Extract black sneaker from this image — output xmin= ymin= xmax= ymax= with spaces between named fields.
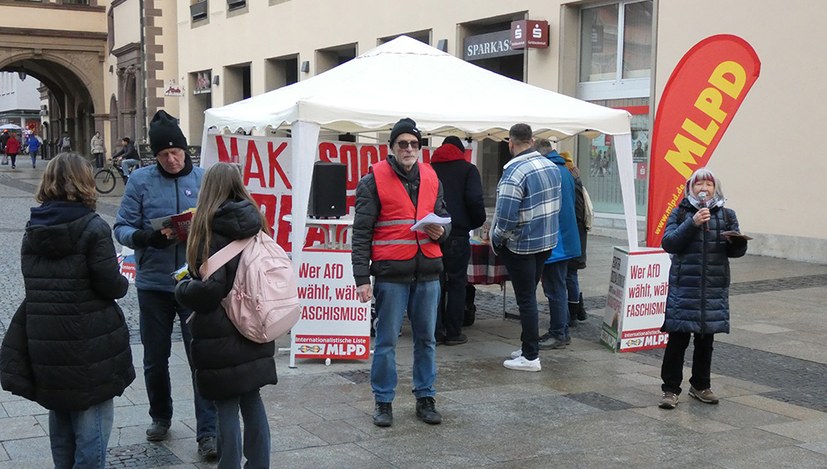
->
xmin=538 ymin=335 xmax=567 ymax=350
xmin=373 ymin=401 xmax=393 ymax=427
xmin=444 ymin=333 xmax=468 ymax=346
xmin=145 ymin=419 xmax=170 ymax=441
xmin=415 ymin=397 xmax=442 ymax=425
xmin=197 ymin=436 xmax=218 ymax=460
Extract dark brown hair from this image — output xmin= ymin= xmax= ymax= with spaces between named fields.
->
xmin=35 ymin=152 xmax=97 ymax=210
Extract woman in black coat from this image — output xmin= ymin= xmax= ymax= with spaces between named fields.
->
xmin=176 ymin=163 xmax=277 ymax=469
xmin=0 ymin=153 xmax=134 ymax=468
xmin=658 ymin=168 xmax=747 ymax=410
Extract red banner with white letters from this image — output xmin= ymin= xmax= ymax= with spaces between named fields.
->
xmin=204 ymin=134 xmax=475 ymax=252
xmin=646 ymin=35 xmax=760 ymax=247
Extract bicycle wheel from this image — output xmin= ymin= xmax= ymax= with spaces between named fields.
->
xmin=95 ymin=168 xmax=117 ymax=194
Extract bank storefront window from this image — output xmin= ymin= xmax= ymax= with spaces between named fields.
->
xmin=576 ymin=0 xmax=652 ymax=215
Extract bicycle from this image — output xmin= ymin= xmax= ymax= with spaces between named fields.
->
xmin=94 ymin=157 xmax=129 ymax=194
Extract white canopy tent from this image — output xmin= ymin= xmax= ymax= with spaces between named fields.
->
xmin=202 ymin=36 xmax=637 ymax=266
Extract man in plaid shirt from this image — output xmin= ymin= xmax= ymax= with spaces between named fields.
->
xmin=490 ymin=123 xmax=561 ymax=372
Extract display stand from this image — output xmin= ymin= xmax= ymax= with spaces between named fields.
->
xmin=600 ymin=246 xmax=671 ymax=352
xmin=281 ymin=216 xmax=369 ymax=368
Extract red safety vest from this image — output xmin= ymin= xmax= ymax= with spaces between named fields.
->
xmin=371 ymin=159 xmax=442 ymax=261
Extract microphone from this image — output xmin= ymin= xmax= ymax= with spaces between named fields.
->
xmin=698 ymin=191 xmax=709 ymax=231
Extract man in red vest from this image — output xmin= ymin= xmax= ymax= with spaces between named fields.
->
xmin=352 ymin=117 xmax=451 ymax=428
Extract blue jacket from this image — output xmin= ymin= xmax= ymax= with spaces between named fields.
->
xmin=114 ymin=164 xmax=204 ymax=292
xmin=545 ymin=151 xmax=581 ymax=264
xmin=661 ymin=198 xmax=748 ymax=334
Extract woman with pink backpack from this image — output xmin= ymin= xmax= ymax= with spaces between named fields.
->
xmin=175 ymin=163 xmax=276 ymax=468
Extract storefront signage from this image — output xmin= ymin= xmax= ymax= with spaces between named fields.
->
xmin=164 ymin=79 xmax=184 ymax=97
xmin=646 ymin=35 xmax=760 ymax=247
xmin=510 ymin=20 xmax=549 ymax=49
xmin=463 ymin=30 xmax=521 ymax=61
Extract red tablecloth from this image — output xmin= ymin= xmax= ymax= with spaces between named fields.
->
xmin=467 ymin=243 xmax=509 ymax=285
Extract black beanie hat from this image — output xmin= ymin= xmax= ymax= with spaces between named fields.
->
xmin=149 ymin=110 xmax=188 ymax=156
xmin=442 ymin=136 xmax=466 ymax=154
xmin=389 ymin=117 xmax=421 ymax=147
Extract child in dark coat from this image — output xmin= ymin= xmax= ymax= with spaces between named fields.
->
xmin=175 ymin=162 xmax=277 ymax=468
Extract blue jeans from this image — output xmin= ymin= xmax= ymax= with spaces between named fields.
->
xmin=566 ymin=265 xmax=580 ymax=302
xmin=137 ymin=289 xmax=216 ymax=441
xmin=499 ymin=248 xmax=550 ymax=361
xmin=49 ymin=399 xmax=114 ymax=469
xmin=437 ymin=236 xmax=471 ymax=338
xmin=541 ymin=260 xmax=569 ymax=341
xmin=372 ymin=280 xmax=440 ymax=402
xmin=216 ymin=389 xmax=270 ymax=469
xmin=121 ymin=159 xmax=140 ymax=176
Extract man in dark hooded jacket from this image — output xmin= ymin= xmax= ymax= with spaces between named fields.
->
xmin=430 ymin=136 xmax=485 ymax=345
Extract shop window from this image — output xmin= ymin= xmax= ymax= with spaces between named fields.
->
xmin=577 ymin=100 xmax=649 ymax=215
xmin=577 ymin=0 xmax=652 ymax=100
xmin=575 ymin=1 xmax=652 ymax=216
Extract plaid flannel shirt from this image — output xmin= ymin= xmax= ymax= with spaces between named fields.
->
xmin=490 ymin=150 xmax=561 ymax=255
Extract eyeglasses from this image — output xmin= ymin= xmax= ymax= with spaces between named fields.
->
xmin=396 ymin=140 xmax=420 ymax=150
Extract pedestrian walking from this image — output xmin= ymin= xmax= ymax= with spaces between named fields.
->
xmin=27 ymin=135 xmax=41 ymax=168
xmin=5 ymin=133 xmax=20 ymax=169
xmin=91 ymin=131 xmax=105 ymax=169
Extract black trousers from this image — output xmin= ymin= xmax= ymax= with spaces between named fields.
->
xmin=660 ymin=332 xmax=715 ymax=394
xmin=436 ymin=236 xmax=471 ymax=338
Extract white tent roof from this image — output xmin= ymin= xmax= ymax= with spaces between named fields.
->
xmin=204 ymin=36 xmax=631 ymax=140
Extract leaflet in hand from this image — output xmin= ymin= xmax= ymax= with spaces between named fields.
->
xmin=721 ymin=231 xmax=753 ymax=241
xmin=410 ymin=213 xmax=451 ymax=232
xmin=150 ymin=208 xmax=196 ymax=241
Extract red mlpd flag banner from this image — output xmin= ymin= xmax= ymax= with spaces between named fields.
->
xmin=646 ymin=35 xmax=760 ymax=247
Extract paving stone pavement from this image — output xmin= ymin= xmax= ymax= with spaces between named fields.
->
xmin=0 ymin=165 xmax=826 ymax=468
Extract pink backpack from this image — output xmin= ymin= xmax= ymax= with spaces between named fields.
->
xmin=200 ymin=231 xmax=300 ymax=343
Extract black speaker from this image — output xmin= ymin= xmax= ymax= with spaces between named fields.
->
xmin=309 ymin=161 xmax=347 ymax=218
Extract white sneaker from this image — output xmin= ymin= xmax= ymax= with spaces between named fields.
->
xmin=510 ymin=349 xmax=523 ymax=359
xmin=503 ymin=355 xmax=541 ymax=372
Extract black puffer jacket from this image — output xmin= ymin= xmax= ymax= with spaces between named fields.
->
xmin=175 ymin=199 xmax=277 ymax=401
xmin=0 ymin=203 xmax=134 ymax=411
xmin=352 ymin=155 xmax=451 ymax=286
xmin=569 ymin=176 xmax=588 ymax=269
xmin=661 ymin=198 xmax=747 ymax=334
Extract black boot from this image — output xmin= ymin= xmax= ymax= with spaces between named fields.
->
xmin=576 ymin=293 xmax=587 ymax=321
xmin=415 ymin=397 xmax=442 ymax=424
xmin=373 ymin=401 xmax=393 ymax=427
xmin=568 ymin=302 xmax=578 ymax=327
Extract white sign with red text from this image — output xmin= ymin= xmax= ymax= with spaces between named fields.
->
xmin=600 ymin=246 xmax=671 ymax=352
xmin=203 ymin=133 xmax=476 ymax=253
xmin=290 ymin=249 xmax=371 ymax=362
